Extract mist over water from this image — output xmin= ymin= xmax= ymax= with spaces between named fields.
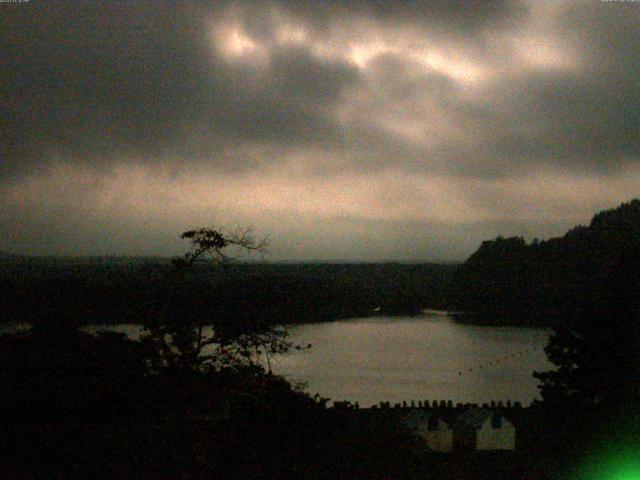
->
xmin=272 ymin=313 xmax=552 ymax=407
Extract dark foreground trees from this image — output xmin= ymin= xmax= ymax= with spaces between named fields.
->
xmin=451 ymin=199 xmax=640 ymax=324
xmin=0 ymin=322 xmax=149 ymax=419
xmin=534 ymin=245 xmax=640 ymax=411
xmin=532 ymin=246 xmax=640 ymax=475
xmin=0 ymin=228 xmax=331 ymax=479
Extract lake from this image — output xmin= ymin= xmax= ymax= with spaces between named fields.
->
xmin=0 ymin=312 xmax=552 ymax=407
xmin=271 ymin=312 xmax=552 ymax=407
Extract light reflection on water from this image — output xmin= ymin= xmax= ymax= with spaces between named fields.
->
xmin=271 ymin=313 xmax=552 ymax=407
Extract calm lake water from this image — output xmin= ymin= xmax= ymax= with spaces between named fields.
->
xmin=1 ymin=312 xmax=552 ymax=407
xmin=271 ymin=312 xmax=552 ymax=407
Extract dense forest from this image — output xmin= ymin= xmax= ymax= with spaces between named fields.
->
xmin=0 ymin=256 xmax=455 ymax=327
xmin=450 ymin=199 xmax=640 ymax=325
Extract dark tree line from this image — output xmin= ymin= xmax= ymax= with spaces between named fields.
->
xmin=450 ymin=199 xmax=640 ymax=325
xmin=0 ymin=257 xmax=455 ymax=327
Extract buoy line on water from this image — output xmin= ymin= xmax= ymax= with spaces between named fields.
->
xmin=456 ymin=346 xmax=542 ymax=376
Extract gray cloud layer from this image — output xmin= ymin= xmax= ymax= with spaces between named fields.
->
xmin=1 ymin=1 xmax=639 ymax=259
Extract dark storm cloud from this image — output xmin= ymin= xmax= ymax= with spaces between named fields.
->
xmin=1 ymin=1 xmax=638 ymax=177
xmin=0 ymin=1 xmax=360 ymax=179
xmin=308 ymin=2 xmax=640 ymax=179
xmin=474 ymin=2 xmax=639 ymax=174
xmin=458 ymin=1 xmax=640 ymax=175
xmin=477 ymin=75 xmax=639 ymax=174
xmin=275 ymin=0 xmax=528 ymax=34
xmin=2 ymin=1 xmax=204 ymax=177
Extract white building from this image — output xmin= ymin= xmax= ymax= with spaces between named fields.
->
xmin=400 ymin=409 xmax=453 ymax=452
xmin=453 ymin=408 xmax=515 ymax=451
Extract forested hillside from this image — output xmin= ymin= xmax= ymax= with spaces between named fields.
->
xmin=0 ymin=258 xmax=455 ymax=326
xmin=450 ymin=199 xmax=640 ymax=324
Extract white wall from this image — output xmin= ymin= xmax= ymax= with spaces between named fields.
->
xmin=419 ymin=421 xmax=453 ymax=452
xmin=476 ymin=419 xmax=516 ymax=450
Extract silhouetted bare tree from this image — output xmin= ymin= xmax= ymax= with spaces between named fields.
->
xmin=142 ymin=228 xmax=298 ymax=376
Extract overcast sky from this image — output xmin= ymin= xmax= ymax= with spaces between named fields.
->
xmin=1 ymin=1 xmax=638 ymax=261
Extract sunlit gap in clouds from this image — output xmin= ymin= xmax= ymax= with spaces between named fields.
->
xmin=209 ymin=5 xmax=490 ymax=87
xmin=210 ymin=6 xmax=311 ymax=65
xmin=212 ymin=19 xmax=268 ymax=63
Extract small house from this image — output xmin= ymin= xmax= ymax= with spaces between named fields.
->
xmin=400 ymin=409 xmax=453 ymax=452
xmin=453 ymin=408 xmax=515 ymax=451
